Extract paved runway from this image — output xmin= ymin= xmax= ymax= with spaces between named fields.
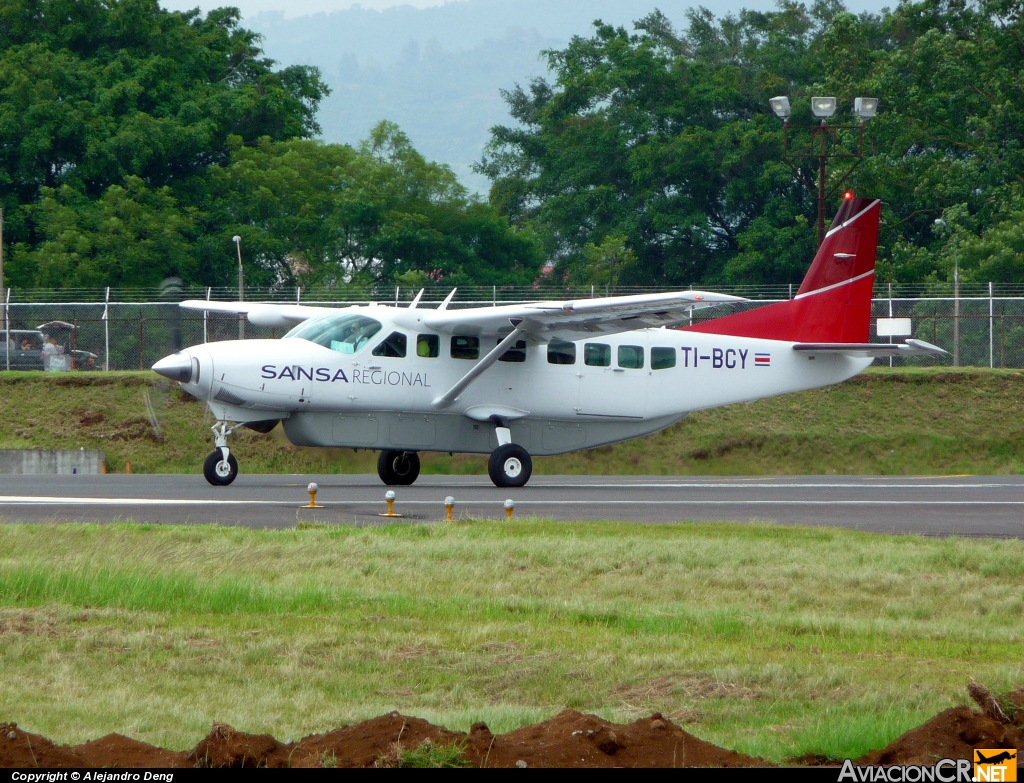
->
xmin=0 ymin=474 xmax=1022 ymax=537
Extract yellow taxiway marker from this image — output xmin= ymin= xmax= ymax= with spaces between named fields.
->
xmin=379 ymin=490 xmax=403 ymax=518
xmin=302 ymin=482 xmax=323 ymax=508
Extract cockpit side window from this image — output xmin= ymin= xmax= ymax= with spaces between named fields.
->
xmin=372 ymin=331 xmax=407 ymax=358
xmin=283 ymin=314 xmax=383 ymax=354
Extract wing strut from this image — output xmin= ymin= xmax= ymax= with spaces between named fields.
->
xmin=431 ymin=321 xmax=528 ymax=410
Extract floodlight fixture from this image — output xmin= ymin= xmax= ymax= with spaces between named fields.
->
xmin=811 ymin=96 xmax=837 ymax=118
xmin=769 ymin=96 xmax=791 ymax=120
xmin=854 ymin=97 xmax=878 ymax=121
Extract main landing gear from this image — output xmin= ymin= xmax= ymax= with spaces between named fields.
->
xmin=378 ymin=450 xmax=421 ymax=485
xmin=487 ymin=416 xmax=532 ymax=488
xmin=203 ymin=421 xmax=242 ymax=486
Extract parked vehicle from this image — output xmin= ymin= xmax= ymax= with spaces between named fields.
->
xmin=0 ymin=329 xmax=99 ymax=371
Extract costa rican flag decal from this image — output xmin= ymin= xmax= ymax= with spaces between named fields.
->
xmin=754 ymin=352 xmax=771 ymax=367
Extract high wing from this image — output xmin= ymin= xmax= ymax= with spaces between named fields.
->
xmin=413 ymin=290 xmax=744 ymax=409
xmin=179 ymin=300 xmax=335 ymax=329
xmin=411 ymin=290 xmax=746 ymax=339
xmin=792 ymin=339 xmax=948 ymax=358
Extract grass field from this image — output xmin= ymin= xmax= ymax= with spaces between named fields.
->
xmin=1 ymin=520 xmax=1021 ymax=761
xmin=2 ymin=366 xmax=1024 ymax=475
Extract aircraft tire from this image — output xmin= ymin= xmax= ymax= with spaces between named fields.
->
xmin=378 ymin=450 xmax=420 ymax=485
xmin=488 ymin=444 xmax=532 ymax=488
xmin=203 ymin=450 xmax=238 ymax=486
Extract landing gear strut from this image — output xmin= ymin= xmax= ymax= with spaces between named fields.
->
xmin=378 ymin=450 xmax=421 ymax=485
xmin=203 ymin=421 xmax=242 ymax=486
xmin=487 ymin=416 xmax=532 ymax=488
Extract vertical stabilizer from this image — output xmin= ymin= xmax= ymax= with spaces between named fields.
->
xmin=684 ymin=196 xmax=880 ymax=343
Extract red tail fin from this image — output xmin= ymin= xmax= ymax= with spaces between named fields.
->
xmin=685 ymin=196 xmax=880 ymax=343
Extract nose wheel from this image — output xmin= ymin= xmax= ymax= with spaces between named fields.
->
xmin=203 ymin=450 xmax=238 ymax=486
xmin=204 ymin=421 xmax=242 ymax=486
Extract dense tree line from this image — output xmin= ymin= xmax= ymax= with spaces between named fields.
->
xmin=3 ymin=0 xmax=1023 ymax=291
xmin=0 ymin=0 xmax=540 ymax=289
xmin=479 ymin=0 xmax=1024 ymax=288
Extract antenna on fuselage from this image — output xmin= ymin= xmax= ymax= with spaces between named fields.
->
xmin=438 ymin=288 xmax=457 ymax=311
xmin=409 ymin=289 xmax=424 ymax=309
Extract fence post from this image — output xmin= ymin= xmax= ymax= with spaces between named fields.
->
xmin=103 ymin=286 xmax=110 ymax=372
xmin=988 ymin=282 xmax=994 ymax=369
xmin=4 ymin=288 xmax=8 ymax=372
xmin=888 ymin=282 xmax=893 ymax=368
xmin=953 ymin=269 xmax=960 ymax=367
xmin=203 ymin=287 xmax=210 ymax=344
xmin=139 ymin=317 xmax=145 ymax=371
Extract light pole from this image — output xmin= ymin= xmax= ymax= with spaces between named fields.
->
xmin=233 ymin=235 xmax=244 ymax=340
xmin=769 ymin=95 xmax=879 ymax=245
xmin=934 ymin=218 xmax=959 ymax=366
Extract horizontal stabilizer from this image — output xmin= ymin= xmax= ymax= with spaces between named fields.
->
xmin=792 ymin=339 xmax=948 ymax=358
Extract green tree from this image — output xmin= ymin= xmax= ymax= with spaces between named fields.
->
xmin=0 ymin=0 xmax=328 ymax=287
xmin=478 ymin=4 xmax=838 ymax=287
xmin=199 ymin=124 xmax=542 ymax=289
xmin=479 ymin=0 xmax=1024 ymax=288
xmin=11 ymin=176 xmax=196 ymax=287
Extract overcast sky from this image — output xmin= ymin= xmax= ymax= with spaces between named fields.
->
xmin=160 ymin=0 xmax=456 ymax=17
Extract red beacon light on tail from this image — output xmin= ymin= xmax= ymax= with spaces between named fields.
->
xmin=843 ymin=191 xmax=854 ymax=200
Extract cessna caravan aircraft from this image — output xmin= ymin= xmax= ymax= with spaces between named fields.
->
xmin=153 ymin=195 xmax=944 ymax=488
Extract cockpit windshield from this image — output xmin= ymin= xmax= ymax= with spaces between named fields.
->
xmin=283 ymin=313 xmax=383 ymax=354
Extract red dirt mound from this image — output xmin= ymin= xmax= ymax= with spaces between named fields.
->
xmin=3 ymin=695 xmax=1022 ymax=768
xmin=1 ymin=723 xmax=80 ymax=767
xmin=457 ymin=710 xmax=765 ymax=768
xmin=0 ymin=723 xmax=186 ymax=767
xmin=74 ymin=734 xmax=186 ymax=768
xmin=857 ymin=707 xmax=1023 ymax=767
xmin=290 ymin=712 xmax=472 ymax=768
xmin=0 ymin=712 xmax=765 ymax=769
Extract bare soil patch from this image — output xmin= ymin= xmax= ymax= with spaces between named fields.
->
xmin=3 ymin=692 xmax=1023 ymax=768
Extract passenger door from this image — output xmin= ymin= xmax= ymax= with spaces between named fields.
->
xmin=577 ymin=341 xmax=647 ymax=418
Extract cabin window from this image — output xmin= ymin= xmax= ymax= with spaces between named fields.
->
xmin=451 ymin=335 xmax=480 ymax=360
xmin=284 ymin=313 xmax=382 ymax=354
xmin=547 ymin=340 xmax=576 ymax=365
xmin=618 ymin=345 xmax=644 ymax=369
xmin=498 ymin=339 xmax=527 ymax=363
xmin=372 ymin=331 xmax=407 ymax=358
xmin=416 ymin=334 xmax=439 ymax=358
xmin=651 ymin=347 xmax=676 ymax=370
xmin=584 ymin=343 xmax=611 ymax=367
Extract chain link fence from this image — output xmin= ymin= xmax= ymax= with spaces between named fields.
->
xmin=0 ymin=287 xmax=1019 ymax=371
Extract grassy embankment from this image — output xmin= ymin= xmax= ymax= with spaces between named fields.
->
xmin=1 ymin=520 xmax=1022 ymax=761
xmin=1 ymin=366 xmax=1023 ymax=475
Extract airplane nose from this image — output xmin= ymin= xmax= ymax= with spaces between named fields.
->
xmin=152 ymin=352 xmax=192 ymax=383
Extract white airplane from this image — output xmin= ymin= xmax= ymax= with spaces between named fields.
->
xmin=153 ymin=195 xmax=944 ymax=488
